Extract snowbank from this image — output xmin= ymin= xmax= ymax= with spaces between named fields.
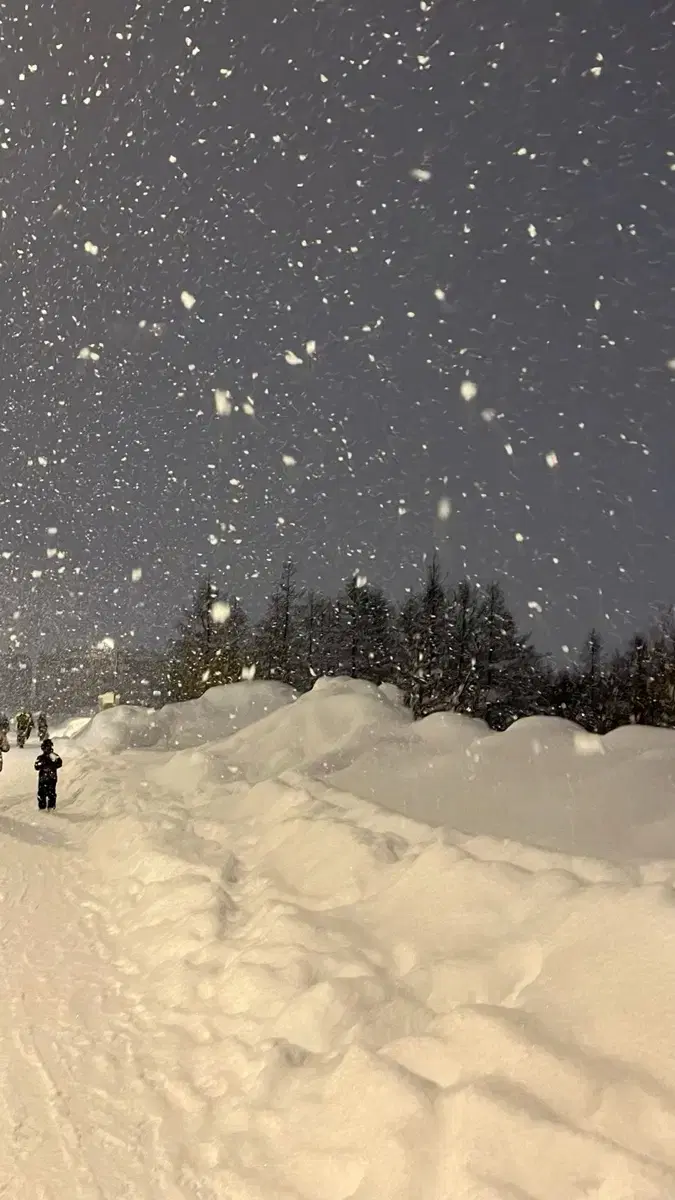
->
xmin=51 ymin=714 xmax=95 ymax=739
xmin=328 ymin=710 xmax=675 ymax=860
xmin=71 ymin=679 xmax=297 ymax=752
xmin=200 ymin=674 xmax=414 ymax=782
xmin=3 ymin=676 xmax=675 ymax=1198
xmin=134 ymin=677 xmax=675 ymax=861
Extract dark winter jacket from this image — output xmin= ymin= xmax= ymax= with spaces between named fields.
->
xmin=17 ymin=712 xmax=33 ymax=734
xmin=34 ymin=751 xmax=62 ymax=780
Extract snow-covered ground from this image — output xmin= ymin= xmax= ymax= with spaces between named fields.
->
xmin=2 ymin=677 xmax=675 ymax=1198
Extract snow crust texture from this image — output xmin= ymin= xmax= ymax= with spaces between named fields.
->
xmin=2 ymin=677 xmax=675 ymax=1198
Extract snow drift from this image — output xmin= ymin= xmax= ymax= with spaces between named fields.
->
xmin=1 ymin=676 xmax=675 ymax=1198
xmin=69 ymin=678 xmax=297 ymax=751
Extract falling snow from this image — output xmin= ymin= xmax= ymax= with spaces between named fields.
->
xmin=0 ymin=0 xmax=668 ymax=662
xmin=210 ymin=600 xmax=231 ymax=624
xmin=460 ymin=380 xmax=478 ymax=402
xmin=213 ymin=389 xmax=233 ymax=416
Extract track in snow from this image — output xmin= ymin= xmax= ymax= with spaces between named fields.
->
xmin=0 ymin=797 xmax=185 ymax=1200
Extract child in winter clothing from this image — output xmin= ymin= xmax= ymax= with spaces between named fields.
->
xmin=34 ymin=738 xmax=62 ymax=810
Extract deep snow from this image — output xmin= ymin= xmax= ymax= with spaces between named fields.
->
xmin=2 ymin=677 xmax=675 ymax=1198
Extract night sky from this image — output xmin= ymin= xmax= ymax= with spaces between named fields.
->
xmin=0 ymin=0 xmax=673 ymax=661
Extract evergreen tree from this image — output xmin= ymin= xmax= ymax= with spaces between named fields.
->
xmin=445 ymin=578 xmax=481 ymax=709
xmin=625 ymin=634 xmax=661 ymax=726
xmin=549 ymin=664 xmax=582 ymax=722
xmin=400 ymin=553 xmax=452 ymax=717
xmin=602 ymin=648 xmax=631 ymax=730
xmin=575 ymin=628 xmax=614 ymax=732
xmin=295 ymin=590 xmax=339 ymax=688
xmin=167 ymin=577 xmax=249 ymax=700
xmin=210 ymin=596 xmax=250 ymax=686
xmin=472 ymin=582 xmax=541 ymax=727
xmin=334 ymin=576 xmax=396 ymax=683
xmin=580 ymin=627 xmax=603 ymax=680
xmin=647 ymin=606 xmax=675 ymax=725
xmin=254 ymin=559 xmax=303 ymax=686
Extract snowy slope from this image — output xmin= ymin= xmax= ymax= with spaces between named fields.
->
xmin=1 ymin=678 xmax=675 ymax=1198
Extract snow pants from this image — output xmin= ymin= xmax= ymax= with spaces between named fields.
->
xmin=38 ymin=780 xmax=57 ymax=810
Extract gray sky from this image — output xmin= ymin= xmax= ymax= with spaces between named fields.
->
xmin=1 ymin=0 xmax=673 ymax=662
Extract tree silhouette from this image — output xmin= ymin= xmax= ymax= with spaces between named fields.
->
xmin=254 ymin=559 xmax=303 ymax=686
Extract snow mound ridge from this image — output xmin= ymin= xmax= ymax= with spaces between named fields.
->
xmin=112 ymin=675 xmax=675 ymax=861
xmin=71 ymin=679 xmax=297 ymax=751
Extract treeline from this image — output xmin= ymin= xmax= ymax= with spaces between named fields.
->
xmin=9 ymin=557 xmax=675 ymax=732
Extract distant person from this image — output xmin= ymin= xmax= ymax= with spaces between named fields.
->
xmin=16 ymin=710 xmax=34 ymax=748
xmin=0 ymin=713 xmax=9 ymax=736
xmin=37 ymin=712 xmax=49 ymax=741
xmin=0 ymin=727 xmax=9 ymax=772
xmin=34 ymin=738 xmax=62 ymax=811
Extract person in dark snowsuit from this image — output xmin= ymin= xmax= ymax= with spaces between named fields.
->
xmin=37 ymin=712 xmax=49 ymax=741
xmin=34 ymin=738 xmax=62 ymax=810
xmin=16 ymin=710 xmax=34 ymax=748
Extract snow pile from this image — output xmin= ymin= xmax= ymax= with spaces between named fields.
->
xmin=130 ymin=675 xmax=675 ymax=860
xmin=51 ymin=714 xmax=96 ymax=739
xmin=189 ymin=674 xmax=415 ymax=783
xmin=2 ymin=676 xmax=675 ymax=1197
xmin=328 ymin=709 xmax=675 ymax=860
xmin=70 ymin=679 xmax=297 ymax=752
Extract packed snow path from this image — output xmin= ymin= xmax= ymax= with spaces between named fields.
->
xmin=2 ymin=680 xmax=675 ymax=1199
xmin=0 ymin=788 xmax=189 ymax=1198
